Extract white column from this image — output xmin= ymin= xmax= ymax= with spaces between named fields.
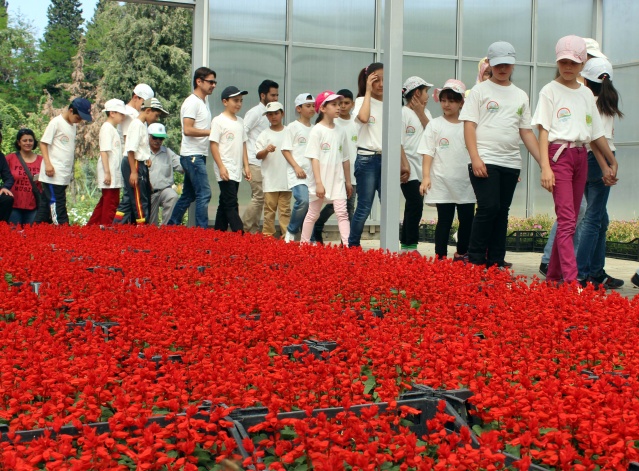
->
xmin=379 ymin=0 xmax=404 ymax=251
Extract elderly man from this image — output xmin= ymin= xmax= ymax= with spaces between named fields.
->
xmin=147 ymin=123 xmax=183 ymax=225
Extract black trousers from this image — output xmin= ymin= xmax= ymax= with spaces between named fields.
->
xmin=214 ymin=180 xmax=243 ymax=232
xmin=0 ymin=193 xmax=14 ymax=223
xmin=435 ymin=203 xmax=475 ymax=257
xmin=35 ymin=183 xmax=68 ymax=225
xmin=467 ymin=164 xmax=519 ymax=266
xmin=400 ymin=180 xmax=424 ymax=247
xmin=115 ymin=158 xmax=150 ymax=224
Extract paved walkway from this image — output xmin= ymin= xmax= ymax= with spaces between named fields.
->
xmin=359 ymin=240 xmax=639 ymax=299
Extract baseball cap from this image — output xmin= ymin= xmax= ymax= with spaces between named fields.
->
xmin=555 ymin=35 xmax=587 ymax=63
xmin=142 ymin=97 xmax=169 ymax=116
xmin=294 ymin=93 xmax=314 ymax=107
xmin=487 ymin=41 xmax=516 ymax=66
xmin=433 ymin=79 xmax=467 ymax=102
xmin=133 ymin=84 xmax=154 ymax=100
xmin=314 ymin=90 xmax=343 ymax=113
xmin=221 ymin=86 xmax=248 ymax=100
xmin=70 ymin=97 xmax=93 ymax=122
xmin=584 ymin=38 xmax=607 ymax=59
xmin=148 ymin=123 xmax=168 ymax=138
xmin=402 ymin=76 xmax=433 ymax=97
xmin=103 ymin=98 xmax=132 ymax=115
xmin=263 ymin=101 xmax=284 ymax=114
xmin=581 ymin=57 xmax=613 ymax=83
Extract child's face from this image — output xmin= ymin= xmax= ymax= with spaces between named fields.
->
xmin=481 ymin=65 xmax=492 ymax=82
xmin=557 ymin=59 xmax=584 ymax=82
xmin=69 ymin=111 xmax=83 ymax=124
xmin=266 ymin=110 xmax=283 ymax=126
xmin=224 ymin=96 xmax=243 ymax=114
xmin=297 ymin=103 xmax=315 ymax=120
xmin=490 ymin=63 xmax=514 ymax=84
xmin=370 ymin=69 xmax=384 ymax=97
xmin=339 ymin=98 xmax=354 ymax=117
xmin=413 ymin=88 xmax=429 ymax=108
xmin=439 ymin=97 xmax=463 ymax=117
xmin=321 ymin=99 xmax=341 ymax=119
xmin=110 ymin=111 xmax=125 ymax=125
xmin=145 ymin=109 xmax=162 ymax=124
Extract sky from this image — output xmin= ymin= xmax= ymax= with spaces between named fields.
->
xmin=8 ymin=0 xmax=100 ymax=38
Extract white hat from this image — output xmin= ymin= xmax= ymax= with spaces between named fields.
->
xmin=133 ymin=83 xmax=155 ymax=100
xmin=263 ymin=101 xmax=284 ymax=114
xmin=103 ymin=98 xmax=132 ymax=115
xmin=402 ymin=76 xmax=433 ymax=97
xmin=581 ymin=57 xmax=613 ymax=83
xmin=294 ymin=93 xmax=314 ymax=107
xmin=487 ymin=41 xmax=516 ymax=66
xmin=433 ymin=79 xmax=467 ymax=102
xmin=584 ymin=38 xmax=607 ymax=59
xmin=148 ymin=123 xmax=167 ymax=138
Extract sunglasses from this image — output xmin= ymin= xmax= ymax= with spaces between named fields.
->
xmin=202 ymin=79 xmax=217 ymax=85
xmin=150 ymin=136 xmax=165 ymax=140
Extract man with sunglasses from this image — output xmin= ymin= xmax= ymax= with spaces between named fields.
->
xmin=148 ymin=123 xmax=183 ymax=225
xmin=168 ymin=66 xmax=217 ymax=228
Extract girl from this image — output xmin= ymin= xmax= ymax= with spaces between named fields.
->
xmin=400 ymin=76 xmax=433 ymax=253
xmin=419 ymin=80 xmax=475 ymax=261
xmin=532 ymin=35 xmax=618 ymax=284
xmin=466 ymin=58 xmax=491 ymax=97
xmin=300 ymin=91 xmax=352 ymax=246
xmin=460 ymin=41 xmax=552 ymax=268
xmin=575 ymin=58 xmax=623 ymax=288
xmin=348 ymin=62 xmax=384 ymax=248
xmin=5 ymin=129 xmax=43 ymax=225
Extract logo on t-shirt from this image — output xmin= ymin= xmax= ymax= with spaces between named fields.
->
xmin=60 ymin=134 xmax=70 ymax=145
xmin=368 ymin=116 xmax=376 ymax=124
xmin=297 ymin=137 xmax=307 ymax=145
xmin=351 ymin=135 xmax=358 ymax=143
xmin=486 ymin=101 xmax=499 ymax=113
xmin=225 ymin=132 xmax=235 ymax=142
xmin=557 ymin=108 xmax=571 ymax=122
xmin=405 ymin=125 xmax=416 ymax=136
xmin=585 ymin=114 xmax=593 ymax=126
xmin=320 ymin=143 xmax=331 ymax=152
xmin=439 ymin=138 xmax=450 ymax=149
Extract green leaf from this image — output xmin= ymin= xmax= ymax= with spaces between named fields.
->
xmin=363 ymin=375 xmax=376 ymax=395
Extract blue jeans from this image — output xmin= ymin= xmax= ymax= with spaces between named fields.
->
xmin=168 ymin=155 xmax=212 ymax=228
xmin=348 ymin=155 xmax=381 ymax=247
xmin=287 ymin=184 xmax=309 ymax=234
xmin=576 ymin=151 xmax=611 ymax=279
xmin=541 ymin=194 xmax=587 ymax=264
xmin=9 ymin=208 xmax=36 ymax=225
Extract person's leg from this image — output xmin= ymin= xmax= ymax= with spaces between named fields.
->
xmin=573 ymin=194 xmax=587 ymax=252
xmin=456 ymin=203 xmax=475 ymax=256
xmin=333 ymin=199 xmax=350 ymax=246
xmin=486 ymin=166 xmax=519 ymax=266
xmin=400 ymin=180 xmax=424 ymax=248
xmin=0 ymin=193 xmax=13 ymax=223
xmin=149 ymin=192 xmax=161 ymax=226
xmin=467 ymin=164 xmax=501 ymax=265
xmin=301 ymin=199 xmax=324 ymax=243
xmin=129 ymin=162 xmax=147 ymax=224
xmin=114 ymin=157 xmax=133 ymax=224
xmin=87 ymin=192 xmax=105 ymax=225
xmin=8 ymin=208 xmax=23 ymax=225
xmin=226 ymin=181 xmax=243 ymax=232
xmin=541 ymin=221 xmax=557 ymax=265
xmin=214 ymin=180 xmax=232 ymax=231
xmin=168 ymin=156 xmax=196 ymax=225
xmin=435 ymin=204 xmax=456 ymax=258
xmin=347 ymin=185 xmax=356 ymax=221
xmin=23 ymin=209 xmax=37 ymax=225
xmin=313 ymin=204 xmax=334 ymax=243
xmin=262 ymin=192 xmax=277 ymax=236
xmin=102 ymin=189 xmax=120 ymax=226
xmin=277 ymin=191 xmax=292 ymax=237
xmin=287 ymin=184 xmax=309 ymax=235
xmin=34 ymin=185 xmax=52 ymax=224
xmin=50 ymin=184 xmax=68 ymax=225
xmin=188 ymin=156 xmax=212 ymax=228
xmin=242 ymin=164 xmax=263 ymax=233
xmin=160 ymin=188 xmax=179 ymax=225
xmin=348 ymin=156 xmax=380 ymax=247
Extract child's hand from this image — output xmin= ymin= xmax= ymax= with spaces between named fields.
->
xmin=244 ymin=166 xmax=252 ymax=182
xmin=266 ymin=144 xmax=276 ymax=153
xmin=219 ymin=165 xmax=230 ymax=181
xmin=540 ymin=166 xmax=554 ymax=193
xmin=346 ymin=182 xmax=353 ymax=198
xmin=129 ymin=171 xmax=138 ymax=187
xmin=400 ymin=161 xmax=410 ymax=183
xmin=470 ymin=159 xmax=488 ymax=178
xmin=419 ymin=177 xmax=431 ymax=196
xmin=45 ymin=162 xmax=55 ymax=177
xmin=366 ymin=73 xmax=378 ymax=94
xmin=104 ymin=171 xmax=112 ymax=186
xmin=316 ymin=182 xmax=325 ymax=199
xmin=294 ymin=166 xmax=307 ymax=179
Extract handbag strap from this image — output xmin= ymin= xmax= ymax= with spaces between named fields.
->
xmin=15 ymin=151 xmax=40 ymax=194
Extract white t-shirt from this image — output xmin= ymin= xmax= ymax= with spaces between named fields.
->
xmin=353 ymin=96 xmax=383 ymax=153
xmin=306 ymin=123 xmax=350 ymax=202
xmin=180 ymin=94 xmax=212 ymax=156
xmin=39 ymin=114 xmax=77 ymax=186
xmin=335 ymin=116 xmax=358 ymax=185
xmin=244 ymin=102 xmax=268 ymax=166
xmin=532 ymin=81 xmax=604 ymax=146
xmin=209 ymin=113 xmax=248 ymax=183
xmin=97 ymin=122 xmax=124 ymax=189
xmin=125 ymin=119 xmax=151 ymax=162
xmin=401 ymin=107 xmax=432 ymax=182
xmin=600 ymin=112 xmax=615 ymax=152
xmin=418 ymin=117 xmax=475 ymax=204
xmin=460 ymin=80 xmax=532 ymax=170
xmin=281 ymin=120 xmax=313 ymax=189
xmin=256 ymin=127 xmax=289 ymax=193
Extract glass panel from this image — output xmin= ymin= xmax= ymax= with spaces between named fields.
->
xmin=536 ymin=0 xmax=593 ymax=64
xmin=462 ymin=0 xmax=532 ymax=62
xmin=403 ymin=0 xmax=457 ymax=55
xmin=607 ymin=146 xmax=639 ymax=221
xmin=603 ymin=0 xmax=639 ymax=63
xmin=293 ymin=0 xmax=374 ymax=48
xmin=210 ymin=0 xmax=286 ymax=41
xmin=403 ymin=57 xmax=456 ymax=118
xmin=609 ymin=66 xmax=639 ymax=143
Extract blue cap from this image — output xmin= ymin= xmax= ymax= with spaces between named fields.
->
xmin=71 ymin=97 xmax=92 ymax=122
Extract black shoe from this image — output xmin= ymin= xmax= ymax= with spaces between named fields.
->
xmin=590 ymin=272 xmax=624 ymax=290
xmin=313 ymin=229 xmax=324 ymax=245
xmin=539 ymin=263 xmax=548 ymax=277
xmin=631 ymin=273 xmax=639 ymax=288
xmin=502 ymin=260 xmax=513 ymax=268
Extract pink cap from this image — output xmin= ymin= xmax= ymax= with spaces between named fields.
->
xmin=315 ymin=90 xmax=343 ymax=113
xmin=433 ymin=79 xmax=467 ymax=102
xmin=555 ymin=35 xmax=587 ymax=63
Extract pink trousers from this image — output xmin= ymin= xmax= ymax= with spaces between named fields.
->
xmin=301 ymin=199 xmax=350 ymax=246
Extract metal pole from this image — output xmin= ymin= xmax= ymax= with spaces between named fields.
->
xmin=379 ymin=0 xmax=403 ymax=252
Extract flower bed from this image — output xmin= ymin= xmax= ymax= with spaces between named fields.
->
xmin=1 ymin=224 xmax=639 ymax=470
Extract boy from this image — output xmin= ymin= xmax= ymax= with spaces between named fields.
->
xmin=209 ymin=86 xmax=251 ymax=232
xmin=255 ymin=102 xmax=291 ymax=237
xmin=312 ymin=88 xmax=357 ymax=243
xmin=114 ymin=97 xmax=169 ymax=224
xmin=281 ymin=93 xmax=315 ymax=242
xmin=35 ymin=97 xmax=92 ymax=225
xmin=148 ymin=123 xmax=183 ymax=226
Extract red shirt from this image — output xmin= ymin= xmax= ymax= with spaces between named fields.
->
xmin=6 ymin=153 xmax=43 ymax=210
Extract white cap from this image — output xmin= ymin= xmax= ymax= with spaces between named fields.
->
xmin=263 ymin=101 xmax=284 ymax=114
xmin=294 ymin=93 xmax=314 ymax=107
xmin=103 ymin=98 xmax=132 ymax=115
xmin=148 ymin=123 xmax=167 ymax=138
xmin=487 ymin=41 xmax=516 ymax=66
xmin=581 ymin=57 xmax=613 ymax=83
xmin=402 ymin=76 xmax=433 ymax=97
xmin=133 ymin=83 xmax=154 ymax=100
xmin=584 ymin=38 xmax=607 ymax=59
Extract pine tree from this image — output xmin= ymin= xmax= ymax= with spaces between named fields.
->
xmin=44 ymin=0 xmax=83 ymax=44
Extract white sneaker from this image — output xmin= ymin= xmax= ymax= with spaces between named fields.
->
xmin=284 ymin=231 xmax=295 ymax=243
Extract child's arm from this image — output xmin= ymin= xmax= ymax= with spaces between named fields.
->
xmin=243 ymin=142 xmax=251 ymax=181
xmin=400 ymin=146 xmax=410 ymax=183
xmin=342 ymin=160 xmax=352 ymax=198
xmin=100 ymin=151 xmax=111 ymax=186
xmin=127 ymin=151 xmax=137 ymax=187
xmin=464 ymin=121 xmax=487 ymax=178
xmin=590 ymin=137 xmax=618 ymax=186
xmin=210 ymin=141 xmax=229 ymax=181
xmin=40 ymin=142 xmax=55 ymax=178
xmin=520 ymin=128 xmax=554 ymax=193
xmin=420 ymin=154 xmax=433 ymax=196
xmin=282 ymin=150 xmax=306 ymax=179
xmin=356 ymin=74 xmax=378 ymax=123
xmin=311 ymin=159 xmax=324 ymax=199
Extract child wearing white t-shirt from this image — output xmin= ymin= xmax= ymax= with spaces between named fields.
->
xmin=210 ymin=86 xmax=251 ymax=233
xmin=532 ymin=36 xmax=618 ymax=284
xmin=419 ymin=80 xmax=475 ymax=260
xmin=301 ymin=91 xmax=352 ymax=246
xmin=256 ymin=102 xmax=291 ymax=237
